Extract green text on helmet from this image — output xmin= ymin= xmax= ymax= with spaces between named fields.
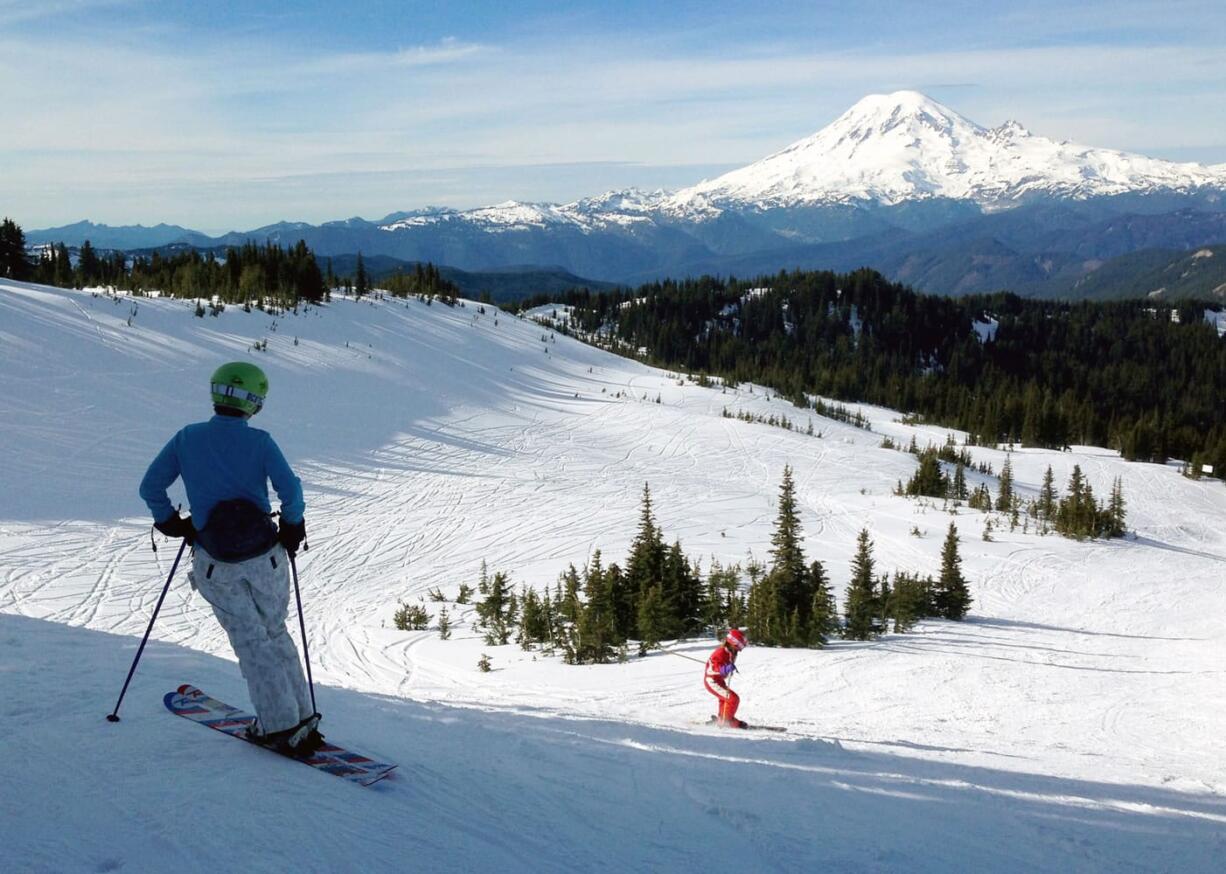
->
xmin=210 ymin=361 xmax=268 ymax=416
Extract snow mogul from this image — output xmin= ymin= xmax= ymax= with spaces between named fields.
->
xmin=705 ymin=628 xmax=748 ymax=728
xmin=139 ymin=361 xmax=322 ymax=756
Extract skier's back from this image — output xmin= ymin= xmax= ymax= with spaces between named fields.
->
xmin=140 ymin=361 xmax=321 ymax=755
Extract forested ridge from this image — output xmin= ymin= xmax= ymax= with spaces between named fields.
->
xmin=519 ymin=268 xmax=1226 ymax=475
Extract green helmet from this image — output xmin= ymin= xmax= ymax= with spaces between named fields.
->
xmin=210 ymin=361 xmax=268 ymax=416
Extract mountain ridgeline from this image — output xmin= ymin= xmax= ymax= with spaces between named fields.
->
xmin=521 ymin=269 xmax=1226 ymax=474
xmin=27 ymin=92 xmax=1226 ymax=300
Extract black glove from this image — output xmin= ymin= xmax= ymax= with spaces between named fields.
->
xmin=154 ymin=512 xmax=195 ymax=544
xmin=278 ymin=518 xmax=306 ymax=556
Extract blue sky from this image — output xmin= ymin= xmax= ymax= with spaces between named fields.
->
xmin=3 ymin=0 xmax=1224 ymax=231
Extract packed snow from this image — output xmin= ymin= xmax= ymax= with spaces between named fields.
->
xmin=2 ymin=280 xmax=1225 ymax=872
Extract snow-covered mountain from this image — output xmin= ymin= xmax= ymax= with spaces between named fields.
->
xmin=666 ymin=90 xmax=1226 ymax=213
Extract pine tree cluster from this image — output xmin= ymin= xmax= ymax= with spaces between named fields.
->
xmin=382 ymin=261 xmax=460 ymax=304
xmin=30 ymin=236 xmax=328 ymax=305
xmin=842 ymin=524 xmax=972 ymax=641
xmin=448 ymin=471 xmax=975 ymax=661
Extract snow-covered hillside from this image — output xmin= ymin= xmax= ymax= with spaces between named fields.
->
xmin=2 ymin=280 xmax=1225 ymax=872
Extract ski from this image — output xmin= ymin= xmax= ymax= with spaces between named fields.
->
xmin=701 ymin=715 xmax=788 ymax=732
xmin=164 ymin=684 xmax=397 ymax=786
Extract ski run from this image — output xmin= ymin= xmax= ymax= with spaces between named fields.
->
xmin=1 ymin=279 xmax=1224 ymax=872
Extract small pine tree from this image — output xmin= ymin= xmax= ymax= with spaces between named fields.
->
xmin=996 ymin=456 xmax=1014 ymax=512
xmin=393 ymin=601 xmax=430 ymax=631
xmin=934 ymin=523 xmax=972 ymax=619
xmin=1107 ymin=476 xmax=1127 ymax=538
xmin=477 ymin=654 xmax=492 ymax=672
xmin=476 ymin=570 xmax=514 ymax=645
xmin=843 ymin=529 xmax=878 ymax=640
xmin=905 ymin=448 xmax=948 ymax=498
xmin=951 ymin=462 xmax=968 ymax=501
xmin=1038 ymin=465 xmax=1056 ymax=520
xmin=437 ymin=605 xmax=452 ymax=640
xmin=887 ymin=572 xmax=931 ymax=632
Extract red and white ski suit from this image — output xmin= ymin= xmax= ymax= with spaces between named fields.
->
xmin=704 ymin=643 xmax=742 ymax=727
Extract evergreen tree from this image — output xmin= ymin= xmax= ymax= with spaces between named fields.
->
xmin=1107 ymin=476 xmax=1127 ymax=538
xmin=843 ymin=529 xmax=878 ymax=640
xmin=745 ymin=573 xmax=782 ymax=646
xmin=703 ymin=560 xmax=742 ymax=632
xmin=933 ymin=523 xmax=972 ymax=619
xmin=437 ymin=604 xmax=452 ymax=640
xmin=571 ymin=553 xmax=621 ymax=664
xmin=1038 ymin=466 xmax=1056 ymax=521
xmin=476 ymin=569 xmax=515 ymax=645
xmin=950 ymin=462 xmax=968 ymax=501
xmin=354 ymin=252 xmax=370 ymax=297
xmin=559 ymin=564 xmax=582 ymax=625
xmin=968 ymin=482 xmax=993 ymax=511
xmin=518 ymin=586 xmax=550 ymax=647
xmin=760 ymin=463 xmax=817 ymax=643
xmin=905 ymin=448 xmax=948 ymax=498
xmin=886 ymin=572 xmax=931 ymax=632
xmin=996 ymin=456 xmax=1015 ymax=512
xmin=0 ymin=218 xmax=31 ymax=280
xmin=624 ymin=482 xmax=665 ymax=631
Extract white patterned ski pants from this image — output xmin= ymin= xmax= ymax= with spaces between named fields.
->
xmin=189 ymin=544 xmax=313 ymax=734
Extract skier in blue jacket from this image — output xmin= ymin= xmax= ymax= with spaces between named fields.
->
xmin=140 ymin=361 xmax=322 ymax=755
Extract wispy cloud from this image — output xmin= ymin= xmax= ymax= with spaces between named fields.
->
xmin=295 ymin=37 xmax=486 ymax=76
xmin=0 ymin=0 xmax=135 ymax=27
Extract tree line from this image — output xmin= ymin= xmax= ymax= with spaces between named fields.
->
xmin=0 ymin=216 xmax=458 ymax=307
xmin=897 ymin=437 xmax=1127 ymax=540
xmin=515 ymin=269 xmax=1226 ymax=479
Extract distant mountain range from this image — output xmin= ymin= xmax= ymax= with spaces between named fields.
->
xmin=29 ymin=91 xmax=1226 ymax=300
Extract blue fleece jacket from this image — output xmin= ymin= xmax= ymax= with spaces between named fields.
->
xmin=139 ymin=415 xmax=304 ymax=528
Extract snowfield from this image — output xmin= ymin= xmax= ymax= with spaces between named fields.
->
xmin=1 ymin=280 xmax=1225 ymax=872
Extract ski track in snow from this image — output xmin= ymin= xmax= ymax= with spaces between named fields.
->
xmin=1 ymin=280 xmax=1225 ymax=871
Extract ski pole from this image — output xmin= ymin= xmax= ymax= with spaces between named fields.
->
xmin=289 ymin=553 xmax=318 ymax=716
xmin=662 ymin=647 xmax=739 ymax=674
xmin=661 ymin=648 xmax=706 ymax=665
xmin=106 ymin=538 xmax=188 ymax=722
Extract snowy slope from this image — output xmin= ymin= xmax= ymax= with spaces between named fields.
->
xmin=2 ymin=280 xmax=1225 ymax=871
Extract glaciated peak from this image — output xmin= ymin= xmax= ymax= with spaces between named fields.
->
xmin=825 ymin=91 xmax=981 ymax=141
xmin=666 ymin=91 xmax=1226 ymax=212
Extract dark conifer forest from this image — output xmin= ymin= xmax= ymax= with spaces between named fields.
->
xmin=518 ymin=268 xmax=1226 ymax=475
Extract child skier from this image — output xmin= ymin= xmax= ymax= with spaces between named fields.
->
xmin=139 ymin=361 xmax=322 ymax=756
xmin=705 ymin=628 xmax=748 ymax=728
